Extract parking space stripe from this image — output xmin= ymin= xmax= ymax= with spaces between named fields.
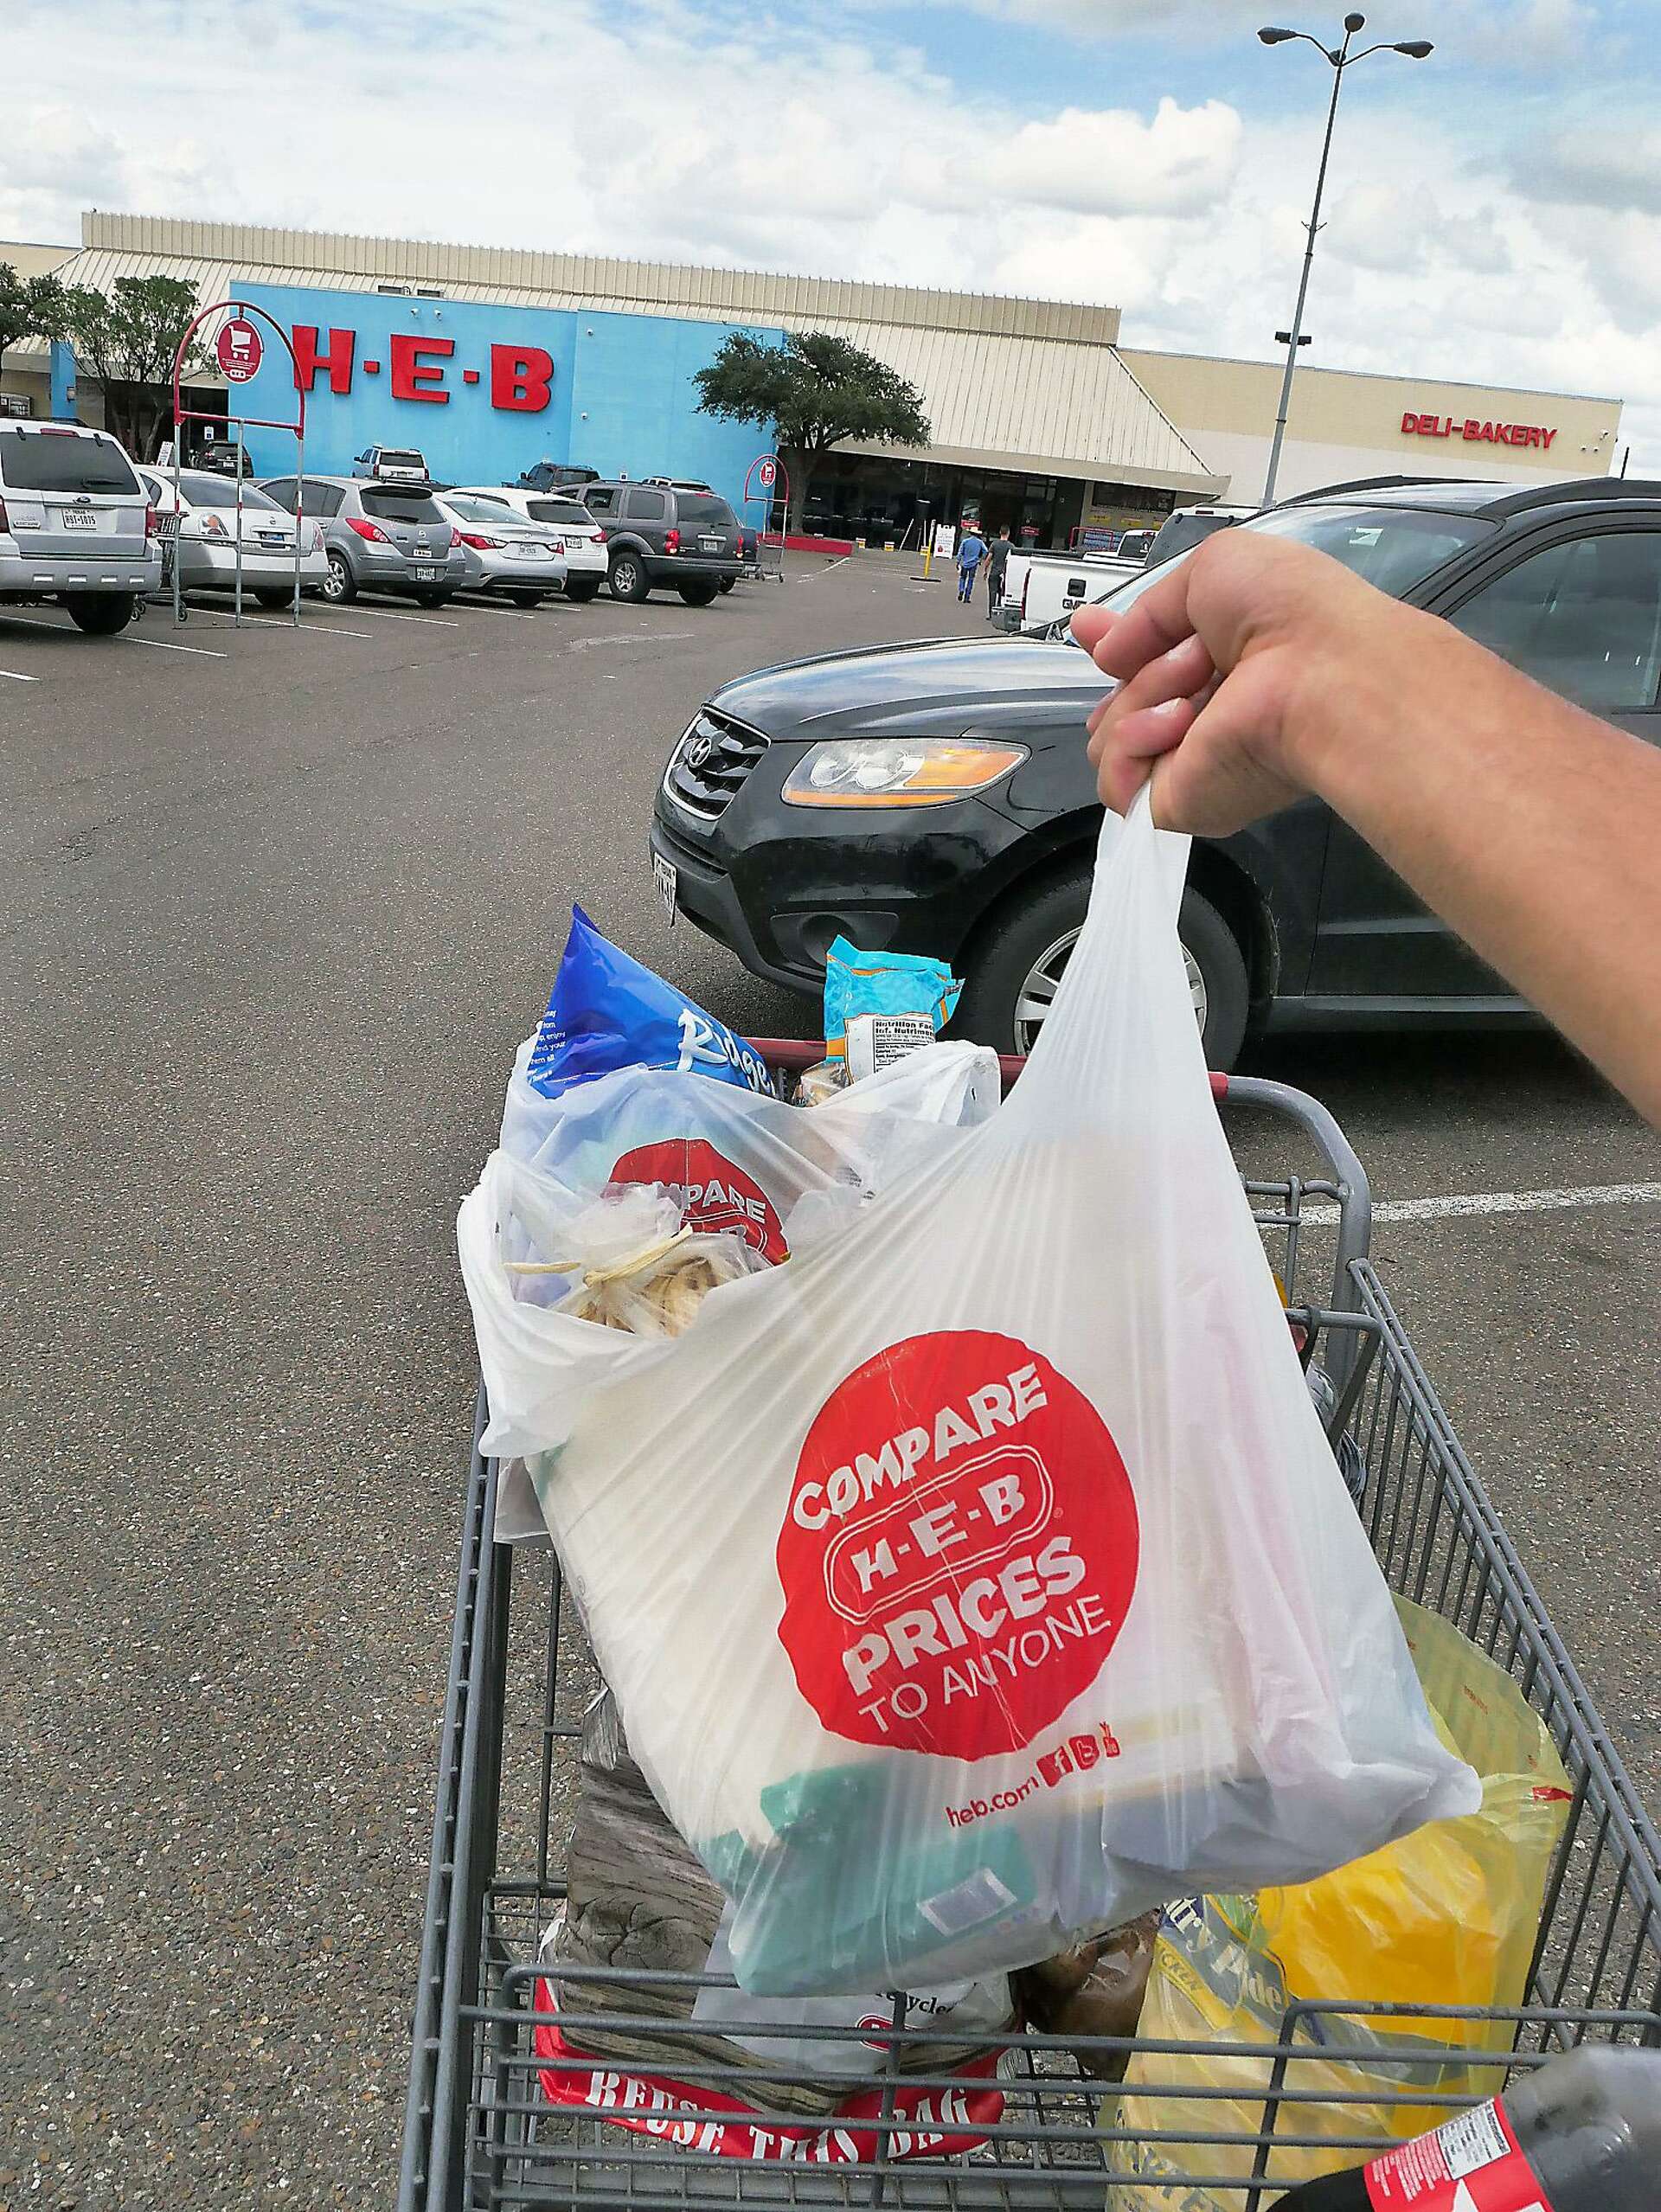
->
xmin=1299 ymin=1180 xmax=1661 ymax=1227
xmin=0 ymin=667 xmax=41 ymax=682
xmin=240 ymin=616 xmax=374 ymax=638
xmin=122 ymin=630 xmax=230 ymax=658
xmin=337 ymin=605 xmax=461 ymax=629
xmin=0 ymin=612 xmax=223 ymax=659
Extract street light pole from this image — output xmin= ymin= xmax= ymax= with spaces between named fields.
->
xmin=1258 ymin=14 xmax=1433 ymax=506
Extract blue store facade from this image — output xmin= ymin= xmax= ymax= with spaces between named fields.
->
xmin=231 ymin=284 xmax=785 ymax=510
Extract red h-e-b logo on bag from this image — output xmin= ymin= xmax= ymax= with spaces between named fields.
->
xmin=610 ymin=1139 xmax=788 ymax=1261
xmin=777 ymin=1330 xmax=1138 ymax=1759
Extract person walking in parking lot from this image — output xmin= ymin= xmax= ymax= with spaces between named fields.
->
xmin=985 ymin=526 xmax=1013 ymax=621
xmin=1073 ymin=531 xmax=1661 ymax=1127
xmin=956 ymin=520 xmax=987 ymax=605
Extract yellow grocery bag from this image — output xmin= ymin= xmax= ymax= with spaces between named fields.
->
xmin=1109 ymin=1600 xmax=1572 ymax=2203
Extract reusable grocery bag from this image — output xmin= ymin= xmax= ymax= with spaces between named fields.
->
xmin=1109 ymin=1598 xmax=1573 ymax=2202
xmin=466 ymin=794 xmax=1478 ymax=1995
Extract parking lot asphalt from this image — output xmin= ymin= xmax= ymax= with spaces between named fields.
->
xmin=3 ymin=560 xmax=1658 ymax=2207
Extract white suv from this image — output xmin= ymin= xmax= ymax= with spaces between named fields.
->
xmin=0 ymin=422 xmax=161 ymax=632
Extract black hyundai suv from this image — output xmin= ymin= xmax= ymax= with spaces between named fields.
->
xmin=580 ymin=480 xmax=743 ymax=605
xmin=650 ymin=476 xmax=1661 ymax=1067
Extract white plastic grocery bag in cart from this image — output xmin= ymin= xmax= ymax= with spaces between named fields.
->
xmin=481 ymin=1041 xmax=1001 ymax=1538
xmin=462 ymin=793 xmax=1479 ymax=1997
xmin=500 ymin=1037 xmax=1000 ymax=1260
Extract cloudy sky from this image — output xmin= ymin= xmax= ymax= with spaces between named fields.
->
xmin=7 ymin=0 xmax=1659 ymax=465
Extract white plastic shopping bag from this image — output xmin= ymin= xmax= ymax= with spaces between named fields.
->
xmin=480 ymin=1041 xmax=1000 ymax=1539
xmin=463 ymin=796 xmax=1478 ymax=1996
xmin=501 ymin=1036 xmax=999 ymax=1265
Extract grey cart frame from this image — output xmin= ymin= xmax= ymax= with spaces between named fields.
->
xmin=400 ymin=1071 xmax=1661 ymax=2209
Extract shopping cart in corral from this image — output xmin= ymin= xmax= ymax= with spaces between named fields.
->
xmin=399 ymin=1056 xmax=1661 ymax=2210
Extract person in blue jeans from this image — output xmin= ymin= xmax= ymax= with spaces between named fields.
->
xmin=956 ymin=521 xmax=987 ymax=603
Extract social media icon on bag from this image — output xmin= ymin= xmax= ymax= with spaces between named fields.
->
xmin=1068 ymin=1733 xmax=1100 ymax=1772
xmin=1036 ymin=1744 xmax=1074 ymax=1788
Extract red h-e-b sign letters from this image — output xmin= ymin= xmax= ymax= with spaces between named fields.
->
xmin=291 ymin=325 xmax=555 ymax=413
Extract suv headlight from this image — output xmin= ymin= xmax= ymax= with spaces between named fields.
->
xmin=782 ymin=737 xmax=1028 ymax=808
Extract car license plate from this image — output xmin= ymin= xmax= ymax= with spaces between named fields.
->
xmin=61 ymin=509 xmax=97 ymax=529
xmin=564 ymin=533 xmax=586 ymax=548
xmin=699 ymin=535 xmax=721 ymax=551
xmin=653 ymin=851 xmax=677 ymax=926
xmin=413 ymin=565 xmax=439 ymax=582
xmin=258 ymin=533 xmax=285 ymax=547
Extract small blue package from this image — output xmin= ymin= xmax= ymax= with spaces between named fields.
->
xmin=822 ymin=938 xmax=961 ymax=1062
xmin=526 ymin=907 xmax=775 ymax=1100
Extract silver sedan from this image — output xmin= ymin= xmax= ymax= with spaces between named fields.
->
xmin=433 ymin=493 xmax=568 ymax=607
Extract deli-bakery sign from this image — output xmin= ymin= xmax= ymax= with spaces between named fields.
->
xmin=1401 ymin=410 xmax=1558 ymax=450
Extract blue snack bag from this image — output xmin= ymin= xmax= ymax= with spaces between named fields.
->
xmin=822 ymin=938 xmax=962 ymax=1061
xmin=526 ymin=907 xmax=775 ymax=1100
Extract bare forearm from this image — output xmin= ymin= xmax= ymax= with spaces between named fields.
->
xmin=1292 ymin=611 xmax=1661 ymax=1119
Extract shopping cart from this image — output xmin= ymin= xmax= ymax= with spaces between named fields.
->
xmin=400 ymin=1060 xmax=1661 ymax=2210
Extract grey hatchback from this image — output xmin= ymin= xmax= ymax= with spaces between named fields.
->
xmin=258 ymin=474 xmax=468 ymax=606
xmin=580 ymin=481 xmax=742 ymax=604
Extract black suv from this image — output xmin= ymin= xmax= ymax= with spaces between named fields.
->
xmin=581 ymin=481 xmax=742 ymax=605
xmin=651 ymin=476 xmax=1661 ymax=1067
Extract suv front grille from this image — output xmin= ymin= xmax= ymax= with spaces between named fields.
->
xmin=664 ymin=709 xmax=769 ymax=821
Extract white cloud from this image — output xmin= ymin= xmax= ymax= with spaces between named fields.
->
xmin=4 ymin=0 xmax=1655 ymax=468
xmin=983 ymin=99 xmax=1241 ymax=218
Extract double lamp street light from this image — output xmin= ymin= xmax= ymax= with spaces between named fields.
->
xmin=1258 ymin=12 xmax=1433 ymax=504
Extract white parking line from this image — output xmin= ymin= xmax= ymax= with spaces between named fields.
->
xmin=1300 ymin=1181 xmax=1661 ymax=1227
xmin=0 ymin=612 xmax=227 ymax=658
xmin=463 ymin=600 xmax=540 ymax=620
xmin=340 ymin=605 xmax=461 ymax=629
xmin=122 ymin=629 xmax=230 ymax=658
xmin=0 ymin=667 xmax=40 ymax=682
xmin=240 ymin=616 xmax=374 ymax=639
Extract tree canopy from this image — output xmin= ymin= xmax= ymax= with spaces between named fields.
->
xmin=0 ymin=264 xmax=67 ymax=381
xmin=51 ymin=274 xmax=208 ymax=459
xmin=695 ymin=330 xmax=930 ymax=533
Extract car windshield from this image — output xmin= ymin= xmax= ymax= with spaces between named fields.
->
xmin=0 ymin=428 xmax=141 ymax=496
xmin=360 ymin=490 xmax=445 ymax=524
xmin=676 ymin=496 xmax=736 ymax=529
xmin=1039 ymin=501 xmax=1497 ymax=641
xmin=376 ymin=452 xmax=424 ymax=470
xmin=527 ymin=498 xmax=592 ymax=523
xmin=448 ymin=495 xmax=525 ymax=525
xmin=183 ymin=478 xmax=282 ymax=511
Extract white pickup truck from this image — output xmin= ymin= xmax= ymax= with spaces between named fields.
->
xmin=997 ymin=542 xmax=1147 ymax=632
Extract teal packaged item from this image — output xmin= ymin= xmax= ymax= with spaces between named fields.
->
xmin=822 ymin=939 xmax=961 ymax=1063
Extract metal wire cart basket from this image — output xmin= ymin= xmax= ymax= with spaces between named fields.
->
xmin=400 ymin=1065 xmax=1661 ymax=2209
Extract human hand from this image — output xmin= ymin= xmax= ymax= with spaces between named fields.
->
xmin=1073 ymin=532 xmax=1410 ymax=835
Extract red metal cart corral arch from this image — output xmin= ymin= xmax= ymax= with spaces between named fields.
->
xmin=170 ymin=299 xmax=308 ymax=627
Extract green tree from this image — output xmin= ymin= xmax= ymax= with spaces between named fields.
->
xmin=49 ymin=274 xmax=208 ymax=460
xmin=0 ymin=264 xmax=67 ymax=386
xmin=694 ymin=330 xmax=930 ymax=538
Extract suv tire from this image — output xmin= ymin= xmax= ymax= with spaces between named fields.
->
xmin=64 ymin=593 xmax=138 ymax=636
xmin=414 ymin=590 xmax=452 ymax=608
xmin=253 ymin=588 xmax=295 ymax=610
xmin=608 ymin=549 xmax=650 ymax=602
xmin=321 ymin=551 xmax=357 ymax=605
xmin=952 ymin=862 xmax=1251 ymax=1071
xmin=677 ymin=580 xmax=721 ymax=607
xmin=564 ymin=578 xmax=601 ymax=604
xmin=506 ymin=589 xmax=544 ymax=608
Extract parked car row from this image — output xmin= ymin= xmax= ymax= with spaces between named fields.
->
xmin=653 ymin=472 xmax=1661 ymax=1069
xmin=0 ymin=420 xmax=752 ymax=631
